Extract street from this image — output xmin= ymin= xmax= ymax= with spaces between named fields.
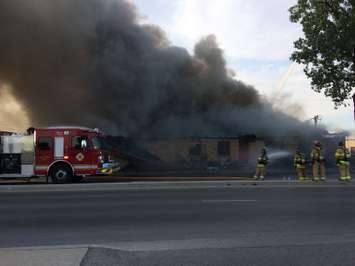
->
xmin=0 ymin=181 xmax=355 ymax=265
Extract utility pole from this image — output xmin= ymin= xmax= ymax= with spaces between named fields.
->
xmin=312 ymin=115 xmax=321 ymax=127
xmin=306 ymin=115 xmax=322 ymax=127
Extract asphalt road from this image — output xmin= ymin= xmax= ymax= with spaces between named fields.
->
xmin=1 ymin=182 xmax=355 ymax=265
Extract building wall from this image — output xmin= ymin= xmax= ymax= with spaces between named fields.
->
xmin=203 ymin=139 xmax=218 ymax=162
xmin=346 ymin=138 xmax=355 ymax=153
xmin=140 ymin=140 xmax=192 ymax=163
xmin=140 ymin=138 xmax=240 ymax=165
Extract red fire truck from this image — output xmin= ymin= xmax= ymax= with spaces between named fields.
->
xmin=0 ymin=126 xmax=115 ymax=183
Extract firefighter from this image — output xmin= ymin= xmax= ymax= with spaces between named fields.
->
xmin=254 ymin=147 xmax=269 ymax=181
xmin=335 ymin=141 xmax=351 ymax=181
xmin=294 ymin=149 xmax=307 ymax=181
xmin=310 ymin=140 xmax=326 ymax=181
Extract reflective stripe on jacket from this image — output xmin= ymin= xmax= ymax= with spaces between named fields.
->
xmin=294 ymin=154 xmax=306 ymax=168
xmin=335 ymin=147 xmax=350 ymax=163
xmin=257 ymin=155 xmax=268 ymax=166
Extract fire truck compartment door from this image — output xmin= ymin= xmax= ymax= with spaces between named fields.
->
xmin=54 ymin=137 xmax=64 ymax=159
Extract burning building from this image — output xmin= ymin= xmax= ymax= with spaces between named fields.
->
xmin=103 ymin=134 xmax=304 ymax=171
xmin=104 ymin=131 xmax=347 ymax=174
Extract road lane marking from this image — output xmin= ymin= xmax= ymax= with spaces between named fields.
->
xmin=203 ymin=199 xmax=258 ymax=203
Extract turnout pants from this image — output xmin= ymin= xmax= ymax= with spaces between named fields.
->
xmin=255 ymin=164 xmax=266 ymax=180
xmin=296 ymin=165 xmax=306 ymax=180
xmin=338 ymin=161 xmax=351 ymax=180
xmin=312 ymin=161 xmax=326 ymax=181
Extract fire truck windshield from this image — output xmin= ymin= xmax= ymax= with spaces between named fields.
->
xmin=92 ymin=136 xmax=102 ymax=150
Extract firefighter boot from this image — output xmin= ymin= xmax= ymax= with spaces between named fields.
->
xmin=297 ymin=168 xmax=307 ymax=181
xmin=298 ymin=172 xmax=305 ymax=181
xmin=300 ymin=175 xmax=308 ymax=181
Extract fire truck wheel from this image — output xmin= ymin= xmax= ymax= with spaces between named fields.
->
xmin=50 ymin=164 xmax=73 ymax=184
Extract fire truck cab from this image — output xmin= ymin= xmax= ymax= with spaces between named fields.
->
xmin=0 ymin=126 xmax=114 ymax=183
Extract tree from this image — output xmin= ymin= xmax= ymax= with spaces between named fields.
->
xmin=289 ymin=0 xmax=355 ymax=106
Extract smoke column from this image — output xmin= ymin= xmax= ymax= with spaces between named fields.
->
xmin=0 ymin=0 xmax=323 ymax=138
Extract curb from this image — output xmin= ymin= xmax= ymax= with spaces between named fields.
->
xmin=0 ymin=179 xmax=353 ymax=193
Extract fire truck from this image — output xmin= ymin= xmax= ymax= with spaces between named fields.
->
xmin=0 ymin=126 xmax=115 ymax=183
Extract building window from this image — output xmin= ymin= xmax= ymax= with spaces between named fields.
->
xmin=72 ymin=136 xmax=89 ymax=150
xmin=38 ymin=137 xmax=52 ymax=150
xmin=218 ymin=141 xmax=230 ymax=156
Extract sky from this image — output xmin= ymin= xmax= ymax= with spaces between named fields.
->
xmin=133 ymin=0 xmax=354 ymax=133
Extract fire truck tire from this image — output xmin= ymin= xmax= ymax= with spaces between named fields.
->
xmin=49 ymin=164 xmax=73 ymax=184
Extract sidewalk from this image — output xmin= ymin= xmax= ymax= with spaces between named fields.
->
xmin=0 ymin=245 xmax=87 ymax=266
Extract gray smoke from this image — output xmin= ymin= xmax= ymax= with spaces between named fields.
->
xmin=0 ymin=0 xmax=324 ymax=138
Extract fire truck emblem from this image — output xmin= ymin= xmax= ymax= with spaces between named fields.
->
xmin=76 ymin=153 xmax=85 ymax=162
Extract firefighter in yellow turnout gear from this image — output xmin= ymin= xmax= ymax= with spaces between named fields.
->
xmin=311 ymin=141 xmax=326 ymax=181
xmin=254 ymin=147 xmax=269 ymax=181
xmin=335 ymin=142 xmax=351 ymax=181
xmin=294 ymin=149 xmax=307 ymax=181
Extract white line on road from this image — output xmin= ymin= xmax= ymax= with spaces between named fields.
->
xmin=203 ymin=199 xmax=258 ymax=203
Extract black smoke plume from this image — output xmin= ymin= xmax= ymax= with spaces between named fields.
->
xmin=0 ymin=0 xmax=324 ymax=138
